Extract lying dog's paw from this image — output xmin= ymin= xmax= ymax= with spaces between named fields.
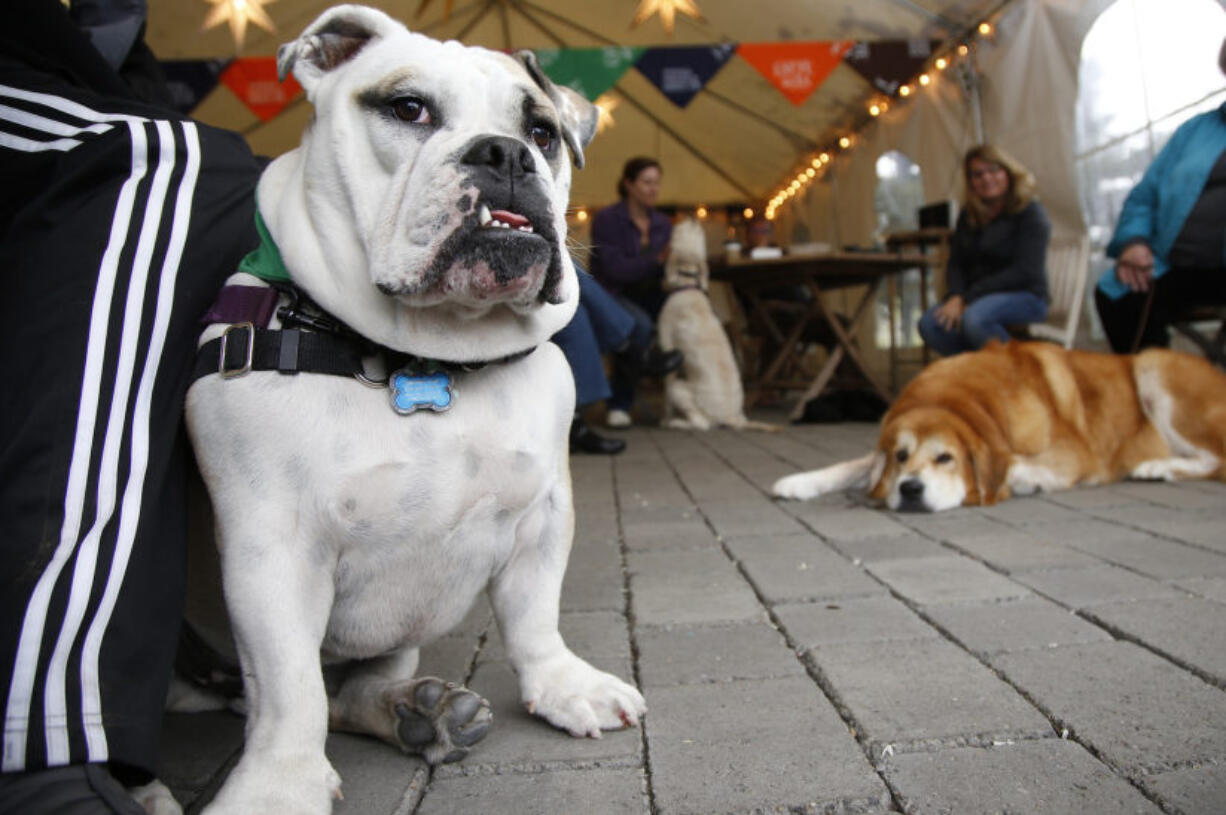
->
xmin=394 ymin=677 xmax=492 ymax=765
xmin=520 ymin=655 xmax=646 ymax=738
xmin=772 ymin=472 xmax=823 ymax=500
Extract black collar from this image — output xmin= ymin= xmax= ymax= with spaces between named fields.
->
xmin=191 ymin=282 xmax=535 ymax=385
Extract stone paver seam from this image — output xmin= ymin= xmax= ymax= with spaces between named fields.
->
xmin=684 ymin=431 xmax=1181 ymax=812
xmin=930 ymin=531 xmax=1226 ymax=696
xmin=650 ymin=430 xmax=912 ymax=814
xmin=611 ymin=450 xmax=661 ymax=815
xmin=869 ymin=579 xmax=1185 ymax=811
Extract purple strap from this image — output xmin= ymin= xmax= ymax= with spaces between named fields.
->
xmin=201 ymin=285 xmax=279 ymax=328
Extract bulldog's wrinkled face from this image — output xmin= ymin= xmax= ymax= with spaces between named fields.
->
xmin=280 ymin=7 xmax=595 ymax=320
xmin=870 ymin=410 xmax=972 ymax=512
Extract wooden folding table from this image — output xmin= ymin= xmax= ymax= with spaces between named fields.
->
xmin=711 ymin=250 xmax=930 ymax=420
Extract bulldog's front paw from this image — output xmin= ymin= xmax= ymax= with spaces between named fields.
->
xmin=203 ymin=752 xmax=340 ymax=815
xmin=520 ymin=655 xmax=646 ymax=738
xmin=394 ymin=677 xmax=492 ymax=765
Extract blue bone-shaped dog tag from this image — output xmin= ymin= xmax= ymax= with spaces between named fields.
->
xmin=389 ymin=370 xmax=453 ymax=415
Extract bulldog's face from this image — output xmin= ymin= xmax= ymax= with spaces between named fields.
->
xmin=265 ymin=6 xmax=597 ymax=355
xmin=869 ymin=407 xmax=976 ymax=512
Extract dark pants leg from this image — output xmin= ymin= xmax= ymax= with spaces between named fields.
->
xmin=1095 ymin=266 xmax=1226 ymax=353
xmin=608 ymin=295 xmax=654 ymax=412
xmin=0 ymin=62 xmax=261 ymax=789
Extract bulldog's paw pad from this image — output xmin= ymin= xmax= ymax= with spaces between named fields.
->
xmin=394 ymin=677 xmax=491 ymax=765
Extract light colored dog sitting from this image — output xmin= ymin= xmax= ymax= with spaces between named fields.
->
xmin=657 ymin=218 xmax=777 ymax=431
xmin=178 ymin=6 xmax=645 ymax=814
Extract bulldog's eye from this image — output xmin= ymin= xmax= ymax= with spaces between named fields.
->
xmin=935 ymin=452 xmax=953 ymax=464
xmin=895 ymin=449 xmax=909 ymax=463
xmin=391 ymin=97 xmax=432 ymax=124
xmin=529 ymin=123 xmax=556 ymax=151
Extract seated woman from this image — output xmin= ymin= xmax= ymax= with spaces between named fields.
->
xmin=1093 ymin=38 xmax=1226 ymax=353
xmin=918 ymin=144 xmax=1051 ymax=355
xmin=588 ymin=156 xmax=673 ymax=427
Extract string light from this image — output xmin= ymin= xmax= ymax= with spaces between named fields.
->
xmin=764 ymin=18 xmax=999 ymax=201
xmin=696 ymin=205 xmax=708 ymax=219
xmin=631 ymin=0 xmax=704 ymax=35
xmin=575 ymin=209 xmax=588 ymax=222
xmin=593 ymin=92 xmax=620 ymax=135
xmin=202 ymin=0 xmax=277 ymax=49
xmin=743 ymin=207 xmax=754 ymax=219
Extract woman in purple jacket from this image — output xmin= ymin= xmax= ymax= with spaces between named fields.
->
xmin=589 ymin=157 xmax=675 ymax=427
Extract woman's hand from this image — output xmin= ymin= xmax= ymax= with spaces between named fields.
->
xmin=1115 ymin=243 xmax=1155 ymax=293
xmin=934 ymin=295 xmax=965 ymax=331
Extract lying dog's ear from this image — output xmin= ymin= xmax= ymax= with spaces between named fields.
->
xmin=277 ymin=5 xmax=401 ymax=93
xmin=514 ymin=51 xmax=599 ymax=169
xmin=962 ymin=431 xmax=1009 ymax=506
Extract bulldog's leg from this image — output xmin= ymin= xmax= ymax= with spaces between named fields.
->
xmin=328 ymin=647 xmax=491 ymax=765
xmin=202 ymin=515 xmax=340 ymax=815
xmin=489 ymin=482 xmax=646 ymax=736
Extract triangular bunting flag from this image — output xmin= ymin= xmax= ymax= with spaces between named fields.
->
xmin=634 ymin=44 xmax=737 ymax=108
xmin=534 ymin=47 xmax=644 ymax=102
xmin=737 ymin=41 xmax=853 ymax=106
xmin=160 ymin=59 xmax=231 ymax=114
xmin=220 ymin=57 xmax=302 ymax=122
xmin=843 ymin=39 xmax=941 ymax=96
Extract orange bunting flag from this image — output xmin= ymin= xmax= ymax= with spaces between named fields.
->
xmin=737 ymin=41 xmax=854 ymax=106
xmin=220 ymin=57 xmax=302 ymax=122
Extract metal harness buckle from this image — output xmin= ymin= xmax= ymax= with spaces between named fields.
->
xmin=218 ymin=322 xmax=255 ymax=379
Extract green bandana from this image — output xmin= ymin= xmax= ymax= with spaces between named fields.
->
xmin=237 ymin=208 xmax=292 ymax=284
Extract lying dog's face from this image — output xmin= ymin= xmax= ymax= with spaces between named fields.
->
xmin=265 ymin=6 xmax=597 ymax=357
xmin=868 ymin=407 xmax=987 ymax=512
xmin=663 ymin=217 xmax=708 ymax=291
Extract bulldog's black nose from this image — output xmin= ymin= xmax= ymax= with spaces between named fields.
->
xmin=461 ymin=136 xmax=536 ymax=179
xmin=899 ymin=478 xmax=924 ymax=500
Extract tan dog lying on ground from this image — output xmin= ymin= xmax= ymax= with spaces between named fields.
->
xmin=656 ymin=218 xmax=776 ymax=431
xmin=773 ymin=341 xmax=1226 ymax=512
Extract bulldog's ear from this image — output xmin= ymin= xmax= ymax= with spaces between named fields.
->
xmin=514 ymin=51 xmax=599 ymax=169
xmin=277 ymin=5 xmax=402 ymax=92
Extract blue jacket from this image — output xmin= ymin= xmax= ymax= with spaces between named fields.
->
xmin=1098 ymin=102 xmax=1226 ymax=300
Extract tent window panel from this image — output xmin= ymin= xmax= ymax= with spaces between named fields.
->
xmin=873 ymin=151 xmax=929 ymax=349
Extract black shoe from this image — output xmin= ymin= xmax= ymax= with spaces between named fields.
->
xmin=570 ymin=419 xmax=627 ymax=454
xmin=638 ymin=347 xmax=684 ymax=377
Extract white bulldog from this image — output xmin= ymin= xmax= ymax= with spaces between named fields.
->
xmin=181 ymin=6 xmax=645 ymax=814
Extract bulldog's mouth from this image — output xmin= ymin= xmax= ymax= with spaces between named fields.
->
xmin=478 ymin=204 xmax=536 ymax=234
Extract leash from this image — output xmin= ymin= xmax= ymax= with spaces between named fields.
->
xmin=1129 ymin=284 xmax=1157 ymax=354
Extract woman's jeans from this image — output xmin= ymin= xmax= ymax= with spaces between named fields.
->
xmin=918 ymin=291 xmax=1048 ymax=356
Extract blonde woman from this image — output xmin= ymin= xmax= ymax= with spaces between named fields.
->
xmin=918 ymin=145 xmax=1051 ymax=355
